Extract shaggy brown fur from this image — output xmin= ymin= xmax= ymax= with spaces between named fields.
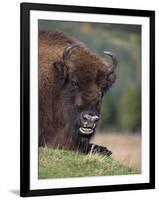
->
xmin=39 ymin=29 xmax=116 ymax=154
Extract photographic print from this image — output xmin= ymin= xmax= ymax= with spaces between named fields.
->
xmin=38 ymin=20 xmax=141 ymax=178
xmin=20 ymin=3 xmax=155 ymax=197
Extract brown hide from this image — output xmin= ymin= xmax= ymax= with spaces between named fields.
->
xmin=39 ymin=29 xmax=116 ymax=150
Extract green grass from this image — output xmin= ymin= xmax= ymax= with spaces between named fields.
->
xmin=38 ymin=147 xmax=140 ymax=179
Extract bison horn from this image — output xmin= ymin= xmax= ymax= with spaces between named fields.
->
xmin=63 ymin=43 xmax=78 ymax=68
xmin=104 ymin=51 xmax=118 ymax=73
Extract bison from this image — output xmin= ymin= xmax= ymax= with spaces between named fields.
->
xmin=39 ymin=29 xmax=117 ymax=155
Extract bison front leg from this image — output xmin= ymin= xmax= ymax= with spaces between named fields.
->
xmin=85 ymin=143 xmax=112 ymax=156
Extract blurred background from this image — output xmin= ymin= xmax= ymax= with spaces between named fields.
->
xmin=39 ymin=20 xmax=141 ymax=171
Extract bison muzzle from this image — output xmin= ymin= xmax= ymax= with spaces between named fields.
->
xmin=39 ymin=29 xmax=117 ymax=155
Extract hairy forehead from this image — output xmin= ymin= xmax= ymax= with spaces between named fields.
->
xmin=68 ymin=45 xmax=107 ymax=81
xmin=71 ymin=65 xmax=106 ymax=85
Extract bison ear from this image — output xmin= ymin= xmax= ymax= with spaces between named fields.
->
xmin=53 ymin=61 xmax=68 ymax=81
xmin=106 ymin=72 xmax=116 ymax=88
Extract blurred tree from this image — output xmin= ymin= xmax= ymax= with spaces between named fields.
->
xmin=98 ymin=94 xmax=117 ymax=130
xmin=118 ymin=84 xmax=141 ymax=132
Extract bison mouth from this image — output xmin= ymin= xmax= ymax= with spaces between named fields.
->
xmin=76 ymin=112 xmax=99 ymax=137
xmin=79 ymin=127 xmax=94 ymax=135
xmin=79 ymin=124 xmax=96 ymax=136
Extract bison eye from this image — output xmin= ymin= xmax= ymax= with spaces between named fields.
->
xmin=71 ymin=80 xmax=80 ymax=89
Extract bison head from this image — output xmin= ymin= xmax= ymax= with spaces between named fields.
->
xmin=53 ymin=43 xmax=117 ymax=146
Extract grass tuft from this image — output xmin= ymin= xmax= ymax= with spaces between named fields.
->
xmin=38 ymin=147 xmax=140 ymax=179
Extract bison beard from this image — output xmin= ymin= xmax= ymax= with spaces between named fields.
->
xmin=39 ymin=29 xmax=117 ymax=156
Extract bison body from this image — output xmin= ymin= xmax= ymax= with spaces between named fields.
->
xmin=39 ymin=29 xmax=117 ymax=155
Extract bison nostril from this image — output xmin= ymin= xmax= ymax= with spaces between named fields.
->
xmin=82 ymin=114 xmax=91 ymax=124
xmin=92 ymin=116 xmax=99 ymax=123
xmin=83 ymin=115 xmax=89 ymax=121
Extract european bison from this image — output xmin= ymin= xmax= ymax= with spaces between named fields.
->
xmin=39 ymin=29 xmax=117 ymax=155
